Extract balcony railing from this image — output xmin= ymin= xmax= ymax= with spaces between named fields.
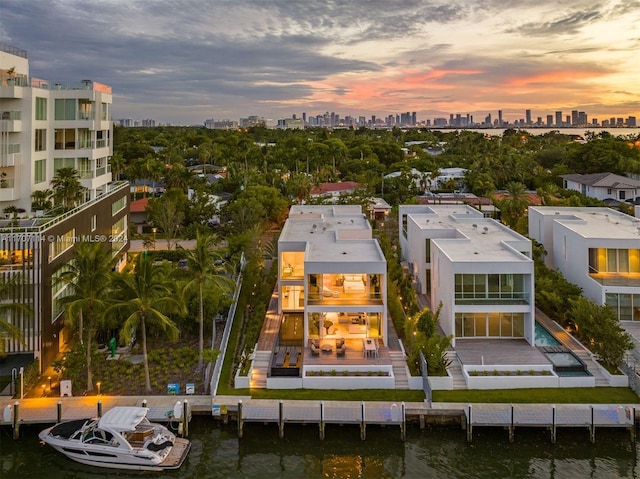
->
xmin=454 ymin=292 xmax=530 ymax=305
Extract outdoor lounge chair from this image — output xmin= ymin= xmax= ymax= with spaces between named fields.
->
xmin=310 ymin=343 xmax=320 ymax=356
xmin=336 ymin=343 xmax=346 ymax=356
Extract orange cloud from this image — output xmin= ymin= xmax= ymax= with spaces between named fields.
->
xmin=403 ymin=69 xmax=484 ymax=83
xmin=503 ymin=71 xmax=602 ymax=87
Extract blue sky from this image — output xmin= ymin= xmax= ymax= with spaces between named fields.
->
xmin=2 ymin=0 xmax=639 ymax=125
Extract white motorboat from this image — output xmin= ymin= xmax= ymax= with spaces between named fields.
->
xmin=38 ymin=406 xmax=190 ymax=471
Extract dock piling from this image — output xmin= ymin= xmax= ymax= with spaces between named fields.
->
xmin=466 ymin=404 xmax=472 ymax=443
xmin=319 ymin=401 xmax=325 ymax=440
xmin=278 ymin=400 xmax=284 ymax=439
xmin=182 ymin=400 xmax=189 ymax=438
xmin=237 ymin=400 xmax=243 ymax=439
xmin=12 ymin=401 xmax=19 ymax=440
xmin=590 ymin=405 xmax=595 ymax=444
xmin=97 ymin=400 xmax=102 ymax=418
xmin=360 ymin=401 xmax=366 ymax=441
xmin=400 ymin=402 xmax=406 ymax=442
xmin=509 ymin=404 xmax=514 ymax=443
xmin=551 ymin=405 xmax=556 ymax=443
xmin=57 ymin=401 xmax=62 ymax=423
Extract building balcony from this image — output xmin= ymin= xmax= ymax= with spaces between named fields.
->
xmin=0 ymin=153 xmax=20 ymax=167
xmin=589 ymin=273 xmax=640 ymax=287
xmin=0 ymin=178 xmax=17 ymax=201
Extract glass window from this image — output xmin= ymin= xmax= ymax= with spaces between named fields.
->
xmin=34 ymin=159 xmax=46 ymax=184
xmin=35 ymin=129 xmax=46 ymax=152
xmin=55 ymin=99 xmax=76 ymax=120
xmin=512 ymin=314 xmax=524 ymax=337
xmin=500 ymin=313 xmax=513 ymax=336
xmin=54 ymin=129 xmax=76 ymax=150
xmin=54 ymin=157 xmax=75 ymax=172
xmin=618 ymin=249 xmax=629 ymax=273
xmin=463 ymin=314 xmax=474 ymax=337
xmin=35 ymin=97 xmax=47 ymax=120
xmin=607 ymin=249 xmax=617 ymax=272
xmin=474 ymin=314 xmax=486 ymax=336
xmin=488 ymin=313 xmax=500 ymax=336
xmin=455 ymin=314 xmax=462 ymax=337
xmin=111 ymin=197 xmax=126 ymax=215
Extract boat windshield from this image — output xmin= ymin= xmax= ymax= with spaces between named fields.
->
xmin=81 ymin=424 xmax=118 ymax=446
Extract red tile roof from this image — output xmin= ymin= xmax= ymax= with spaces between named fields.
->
xmin=310 ymin=181 xmax=359 ymax=195
xmin=130 ymin=198 xmax=149 ymax=213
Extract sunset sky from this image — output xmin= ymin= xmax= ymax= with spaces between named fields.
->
xmin=2 ymin=0 xmax=639 ymax=125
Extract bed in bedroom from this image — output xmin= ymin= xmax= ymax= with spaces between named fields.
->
xmin=342 ymin=274 xmax=365 ymax=293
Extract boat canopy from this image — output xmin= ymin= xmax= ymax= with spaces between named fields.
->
xmin=97 ymin=407 xmax=149 ymax=432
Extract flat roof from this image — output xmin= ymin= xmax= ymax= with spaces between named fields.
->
xmin=408 ymin=206 xmax=531 ymax=263
xmin=281 ymin=205 xmax=385 ymax=263
xmin=531 ymin=206 xmax=640 ymax=240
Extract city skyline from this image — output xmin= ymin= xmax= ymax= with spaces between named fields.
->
xmin=2 ymin=0 xmax=639 ymax=124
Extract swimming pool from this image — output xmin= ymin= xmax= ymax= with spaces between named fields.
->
xmin=534 ymin=322 xmax=561 ymax=346
xmin=535 ymin=322 xmax=591 ymax=376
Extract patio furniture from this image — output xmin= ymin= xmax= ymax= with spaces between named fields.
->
xmin=310 ymin=343 xmax=320 ymax=356
xmin=363 ymin=339 xmax=377 ymax=358
xmin=275 ymin=348 xmax=287 ymax=367
xmin=335 ymin=337 xmax=345 ymax=349
xmin=336 ymin=340 xmax=346 ymax=357
xmin=321 ymin=344 xmax=332 ymax=353
xmin=288 ymin=349 xmax=299 ymax=367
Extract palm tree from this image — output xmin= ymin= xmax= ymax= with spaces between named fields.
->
xmin=108 ymin=254 xmax=185 ymax=392
xmin=51 ymin=167 xmax=85 ymax=210
xmin=497 ymin=181 xmax=531 ymax=230
xmin=0 ymin=274 xmax=31 ymax=358
xmin=31 ymin=188 xmax=53 ymax=211
xmin=179 ymin=232 xmax=234 ymax=370
xmin=57 ymin=242 xmax=115 ymax=391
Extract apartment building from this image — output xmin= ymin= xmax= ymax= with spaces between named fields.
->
xmin=0 ymin=44 xmax=129 ymax=372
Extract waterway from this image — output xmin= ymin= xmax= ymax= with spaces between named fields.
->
xmin=429 ymin=127 xmax=640 ymax=138
xmin=2 ymin=419 xmax=639 ymax=478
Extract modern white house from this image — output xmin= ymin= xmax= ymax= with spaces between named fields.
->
xmin=529 ymin=206 xmax=640 ymax=321
xmin=251 ymin=204 xmax=395 ymax=389
xmin=560 ymin=173 xmax=640 ymax=204
xmin=278 ymin=205 xmax=387 ymax=343
xmin=0 ymin=44 xmax=128 ymax=373
xmin=399 ymin=205 xmax=536 ymax=347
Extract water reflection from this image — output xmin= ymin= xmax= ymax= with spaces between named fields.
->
xmin=1 ymin=421 xmax=638 ymax=478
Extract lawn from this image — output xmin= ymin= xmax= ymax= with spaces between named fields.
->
xmin=433 ymin=387 xmax=640 ymax=404
xmin=228 ymin=388 xmax=426 ymax=401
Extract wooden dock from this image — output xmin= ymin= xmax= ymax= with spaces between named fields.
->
xmin=0 ymin=395 xmax=211 ymax=439
xmin=2 ymin=395 xmax=638 ymax=444
xmin=232 ymin=399 xmax=410 ymax=440
xmin=465 ymin=403 xmax=636 ymax=443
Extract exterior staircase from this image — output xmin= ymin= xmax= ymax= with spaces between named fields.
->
xmin=446 ymin=351 xmax=467 ymax=390
xmin=248 ymin=351 xmax=272 ymax=389
xmin=389 ymin=351 xmax=410 ymax=389
xmin=573 ymin=350 xmax=610 ymax=387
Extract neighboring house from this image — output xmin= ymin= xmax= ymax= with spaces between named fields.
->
xmin=130 ymin=179 xmax=164 ymax=198
xmin=310 ymin=181 xmax=359 ymax=201
xmin=431 ymin=167 xmax=468 ymax=191
xmin=276 ymin=205 xmax=388 ymax=386
xmin=0 ymin=44 xmax=129 ymax=373
xmin=384 ymin=168 xmax=425 ymax=191
xmin=529 ymin=206 xmax=640 ymax=321
xmin=368 ymin=197 xmax=391 ymax=221
xmin=130 ymin=198 xmax=149 ymax=234
xmin=561 ymin=173 xmax=640 ymax=204
xmin=399 ymin=205 xmax=535 ymax=347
